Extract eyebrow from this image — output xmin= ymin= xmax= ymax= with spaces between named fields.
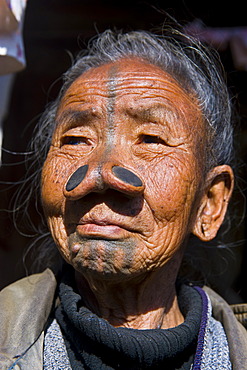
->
xmin=125 ymin=105 xmax=179 ymax=124
xmin=55 ymin=108 xmax=100 ymax=129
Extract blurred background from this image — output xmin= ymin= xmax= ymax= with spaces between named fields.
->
xmin=0 ymin=0 xmax=247 ymax=303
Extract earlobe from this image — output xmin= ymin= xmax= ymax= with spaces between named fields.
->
xmin=192 ymin=165 xmax=234 ymax=241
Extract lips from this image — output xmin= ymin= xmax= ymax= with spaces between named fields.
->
xmin=75 ymin=222 xmax=130 ymax=239
xmin=69 ymin=215 xmax=135 ymax=239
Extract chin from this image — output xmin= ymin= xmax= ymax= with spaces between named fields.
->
xmin=65 ymin=237 xmax=148 ymax=282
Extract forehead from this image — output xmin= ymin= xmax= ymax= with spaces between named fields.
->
xmin=57 ymin=58 xmax=203 ymax=128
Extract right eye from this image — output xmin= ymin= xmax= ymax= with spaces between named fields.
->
xmin=61 ymin=136 xmax=89 ymax=146
xmin=141 ymin=135 xmax=163 ymax=144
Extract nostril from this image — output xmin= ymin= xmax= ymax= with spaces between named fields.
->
xmin=112 ymin=166 xmax=143 ymax=187
xmin=65 ymin=165 xmax=89 ymax=192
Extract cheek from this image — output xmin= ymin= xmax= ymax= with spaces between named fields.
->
xmin=144 ymin=158 xmax=200 ymax=224
xmin=41 ymin=154 xmax=70 ymax=215
xmin=47 ymin=215 xmax=71 ymax=262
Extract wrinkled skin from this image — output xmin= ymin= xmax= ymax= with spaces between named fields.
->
xmin=41 ymin=58 xmax=233 ymax=329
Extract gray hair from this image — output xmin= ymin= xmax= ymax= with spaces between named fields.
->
xmin=20 ymin=27 xmax=235 ymax=274
xmin=39 ymin=29 xmax=233 ymax=168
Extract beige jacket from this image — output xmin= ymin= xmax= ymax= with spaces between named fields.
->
xmin=0 ymin=269 xmax=246 ymax=369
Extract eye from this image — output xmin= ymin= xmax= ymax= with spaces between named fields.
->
xmin=61 ymin=136 xmax=90 ymax=146
xmin=141 ymin=135 xmax=164 ymax=144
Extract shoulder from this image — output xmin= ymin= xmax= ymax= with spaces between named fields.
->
xmin=0 ymin=268 xmax=57 ymax=325
xmin=0 ymin=269 xmax=57 ymax=369
xmin=0 ymin=268 xmax=56 ymax=301
xmin=203 ymin=286 xmax=247 ymax=370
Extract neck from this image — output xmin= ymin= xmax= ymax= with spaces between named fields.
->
xmin=75 ymin=259 xmax=184 ymax=330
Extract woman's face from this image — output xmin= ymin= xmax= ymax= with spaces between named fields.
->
xmin=41 ymin=58 xmax=206 ymax=280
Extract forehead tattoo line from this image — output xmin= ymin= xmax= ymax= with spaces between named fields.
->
xmin=107 ymin=66 xmax=118 ymax=125
xmin=103 ymin=66 xmax=119 ymax=153
xmin=95 ymin=66 xmax=119 ymax=181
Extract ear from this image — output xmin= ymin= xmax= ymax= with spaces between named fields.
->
xmin=192 ymin=165 xmax=234 ymax=241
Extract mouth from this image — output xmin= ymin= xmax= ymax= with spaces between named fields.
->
xmin=69 ymin=219 xmax=134 ymax=240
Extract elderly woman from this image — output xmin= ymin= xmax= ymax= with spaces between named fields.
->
xmin=0 ymin=27 xmax=246 ymax=369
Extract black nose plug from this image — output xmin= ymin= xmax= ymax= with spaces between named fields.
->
xmin=65 ymin=165 xmax=88 ymax=191
xmin=112 ymin=166 xmax=143 ymax=187
xmin=65 ymin=164 xmax=143 ymax=192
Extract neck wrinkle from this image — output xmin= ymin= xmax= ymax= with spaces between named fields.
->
xmin=75 ymin=257 xmax=184 ymax=329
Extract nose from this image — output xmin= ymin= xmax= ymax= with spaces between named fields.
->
xmin=63 ymin=162 xmax=145 ymax=200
